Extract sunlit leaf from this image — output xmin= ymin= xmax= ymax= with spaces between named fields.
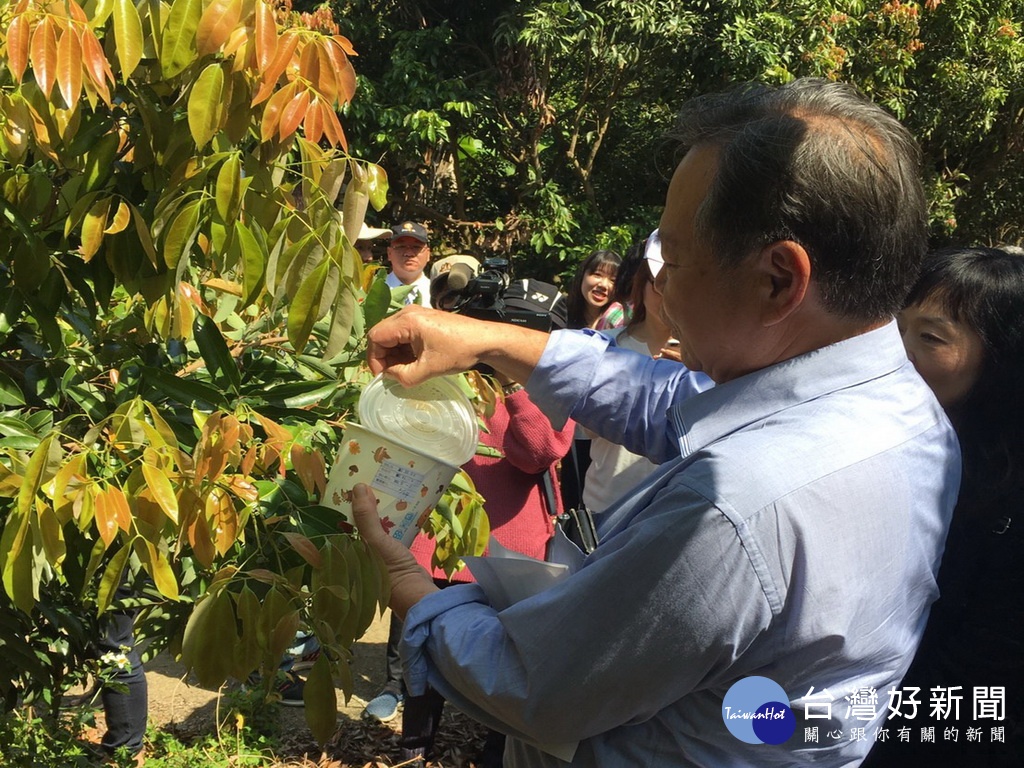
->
xmin=252 ymin=29 xmax=298 ymax=106
xmin=113 ymin=0 xmax=144 ymax=78
xmin=193 ymin=314 xmax=241 ymax=394
xmin=215 ymin=153 xmax=241 ymax=221
xmin=80 ymin=28 xmax=114 ymax=104
xmin=161 ymin=0 xmax=202 ymax=79
xmin=196 ymin=0 xmax=241 ymax=55
xmin=162 ymin=199 xmax=202 ymax=272
xmin=188 ymin=63 xmax=226 ymax=148
xmin=253 ymin=0 xmax=277 ymax=70
xmin=96 ymin=543 xmax=130 ymax=613
xmin=237 ymin=221 xmax=265 ymax=305
xmin=80 ymin=196 xmax=110 ymax=261
xmin=278 ymin=87 xmax=309 ymax=141
xmin=135 ymin=537 xmax=179 ymax=599
xmin=7 ymin=15 xmax=31 ymax=84
xmin=142 ymin=463 xmax=179 ymax=524
xmin=104 ymin=201 xmax=131 ymax=234
xmin=30 ymin=17 xmax=59 ymax=98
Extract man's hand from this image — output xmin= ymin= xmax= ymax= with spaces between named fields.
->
xmin=366 ymin=305 xmax=549 ymax=387
xmin=350 ymin=484 xmax=439 ymax=619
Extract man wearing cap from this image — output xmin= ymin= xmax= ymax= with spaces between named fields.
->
xmin=386 ymin=221 xmax=433 ymax=306
xmin=355 ymin=223 xmax=392 ymax=264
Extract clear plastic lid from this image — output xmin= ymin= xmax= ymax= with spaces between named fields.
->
xmin=358 ymin=374 xmax=478 ymax=466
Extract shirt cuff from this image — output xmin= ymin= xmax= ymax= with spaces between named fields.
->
xmin=399 ymin=583 xmax=491 ymax=696
xmin=525 ymin=329 xmax=611 ymax=429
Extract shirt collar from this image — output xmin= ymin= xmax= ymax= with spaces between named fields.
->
xmin=671 ymin=321 xmax=908 ymax=459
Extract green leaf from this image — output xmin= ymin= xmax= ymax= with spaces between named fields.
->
xmin=215 ymin=153 xmax=242 ymax=221
xmin=262 ymin=380 xmax=339 ymax=409
xmin=160 ymin=0 xmax=202 ymax=78
xmin=286 ymin=258 xmax=330 ymax=354
xmin=0 ymin=509 xmax=33 ymax=613
xmin=0 ymin=371 xmax=26 ymax=406
xmin=96 ymin=544 xmax=131 ymax=614
xmin=304 ymin=654 xmax=338 ymax=744
xmin=193 ymin=314 xmax=241 ymax=395
xmin=188 ymin=63 xmax=226 ymax=148
xmin=323 ymin=285 xmax=355 ymax=359
xmin=363 ymin=275 xmax=391 ymax=330
xmin=162 ymin=199 xmax=202 ymax=274
xmin=113 ymin=0 xmax=144 ymax=79
xmin=141 ymin=366 xmax=230 ymax=409
xmin=366 ymin=163 xmax=389 ymax=211
xmin=237 ymin=221 xmax=265 ymax=305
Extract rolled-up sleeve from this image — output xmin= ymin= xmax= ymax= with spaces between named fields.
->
xmin=526 ymin=329 xmax=712 ymax=463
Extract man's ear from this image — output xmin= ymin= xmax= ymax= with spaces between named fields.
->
xmin=758 ymin=240 xmax=811 ymax=326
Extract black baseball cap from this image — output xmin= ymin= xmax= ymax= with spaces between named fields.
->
xmin=391 ymin=221 xmax=429 ymax=243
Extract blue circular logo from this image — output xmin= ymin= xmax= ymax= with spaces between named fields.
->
xmin=721 ymin=677 xmax=796 ymax=745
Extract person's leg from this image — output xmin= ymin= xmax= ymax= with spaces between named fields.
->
xmin=480 ymin=728 xmax=506 ymax=768
xmin=363 ymin=612 xmax=404 ymax=721
xmin=97 ymin=609 xmax=147 ymax=755
xmin=398 ymin=685 xmax=446 ymax=761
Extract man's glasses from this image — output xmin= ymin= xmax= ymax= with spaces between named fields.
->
xmin=644 ymin=229 xmax=664 ymax=277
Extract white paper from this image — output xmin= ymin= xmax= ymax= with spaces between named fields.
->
xmin=464 ymin=539 xmax=579 ymax=762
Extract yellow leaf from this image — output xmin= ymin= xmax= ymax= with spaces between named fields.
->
xmin=135 ymin=537 xmax=180 ymax=600
xmin=113 ymin=0 xmax=144 ymax=79
xmin=188 ymin=62 xmax=226 ymax=148
xmin=141 ymin=463 xmax=179 ymax=524
xmin=80 ymin=196 xmax=110 ymax=261
xmin=104 ymin=200 xmax=130 ymax=234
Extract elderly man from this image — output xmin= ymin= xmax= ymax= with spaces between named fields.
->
xmin=351 ymin=79 xmax=960 ymax=766
xmin=386 ymin=221 xmax=433 ymax=306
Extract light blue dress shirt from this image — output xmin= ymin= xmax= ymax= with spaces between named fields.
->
xmin=400 ymin=323 xmax=960 ymax=767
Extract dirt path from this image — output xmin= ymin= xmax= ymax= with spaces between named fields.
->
xmin=136 ymin=609 xmax=487 ymax=766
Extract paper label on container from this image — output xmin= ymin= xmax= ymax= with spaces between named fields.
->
xmin=371 ymin=460 xmax=427 ymax=503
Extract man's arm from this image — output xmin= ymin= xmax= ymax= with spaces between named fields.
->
xmin=366 ymin=305 xmax=548 ymax=387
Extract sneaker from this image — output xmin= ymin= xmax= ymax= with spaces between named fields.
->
xmin=289 ymin=646 xmax=321 ymax=672
xmin=247 ymin=670 xmax=306 ymax=707
xmin=275 ymin=671 xmax=305 ymax=707
xmin=363 ymin=685 xmax=403 ymax=722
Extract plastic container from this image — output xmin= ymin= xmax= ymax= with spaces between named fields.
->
xmin=323 ymin=374 xmax=478 ymax=546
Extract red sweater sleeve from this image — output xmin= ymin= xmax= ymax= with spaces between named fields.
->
xmin=499 ymin=388 xmax=574 ymax=474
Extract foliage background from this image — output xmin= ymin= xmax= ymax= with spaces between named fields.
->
xmin=331 ymin=0 xmax=1024 ymax=282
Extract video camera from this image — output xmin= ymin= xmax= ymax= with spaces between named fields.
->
xmin=430 ymin=257 xmax=566 ymax=333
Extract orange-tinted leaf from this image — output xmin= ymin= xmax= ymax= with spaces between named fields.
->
xmin=282 ymin=531 xmax=322 ymax=568
xmin=188 ymin=505 xmax=215 ymax=567
xmin=303 ymin=96 xmax=323 ymax=143
xmin=206 ymin=487 xmax=238 ymax=557
xmin=312 ymin=41 xmax=337 ymax=103
xmin=298 ymin=39 xmax=319 ymax=90
xmin=323 ymin=37 xmax=356 ymax=104
xmin=333 ymin=34 xmax=356 ymax=57
xmin=277 ymin=87 xmax=309 ymax=141
xmin=106 ymin=486 xmax=132 ymax=532
xmin=30 ymin=17 xmax=59 ymax=98
xmin=259 ymin=81 xmax=293 ymax=143
xmin=252 ymin=29 xmax=298 ymax=106
xmin=56 ymin=26 xmax=83 ymax=108
xmin=253 ymin=0 xmax=278 ymax=71
xmin=196 ymin=0 xmax=241 ymax=56
xmin=94 ymin=489 xmax=118 ymax=547
xmin=67 ymin=0 xmax=89 ymax=23
xmin=289 ymin=445 xmax=326 ymax=497
xmin=319 ymin=102 xmax=347 ymax=151
xmin=7 ymin=15 xmax=31 ymax=84
xmin=80 ymin=29 xmax=113 ymax=105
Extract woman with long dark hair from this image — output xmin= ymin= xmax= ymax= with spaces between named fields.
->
xmin=565 ymin=249 xmax=621 ymax=330
xmin=866 ymin=245 xmax=1024 ymax=766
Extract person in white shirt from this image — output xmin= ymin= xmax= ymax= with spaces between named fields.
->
xmin=385 ymin=221 xmax=433 ymax=306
